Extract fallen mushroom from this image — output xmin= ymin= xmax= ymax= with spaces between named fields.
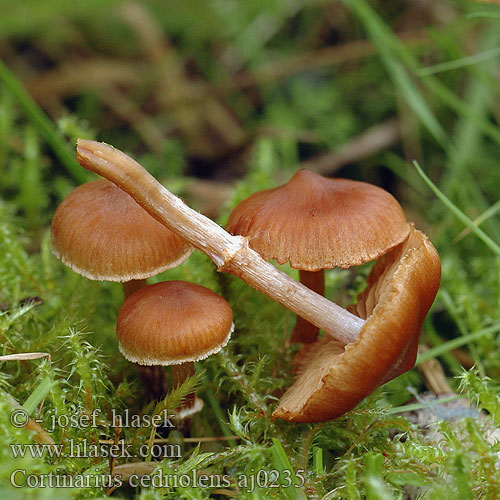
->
xmin=116 ymin=280 xmax=234 ymax=418
xmin=76 ymin=139 xmax=365 ymax=345
xmin=272 ymin=225 xmax=441 ymax=422
xmin=226 ymin=169 xmax=409 ymax=343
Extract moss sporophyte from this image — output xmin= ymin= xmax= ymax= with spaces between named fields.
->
xmin=52 ymin=139 xmax=440 ymax=423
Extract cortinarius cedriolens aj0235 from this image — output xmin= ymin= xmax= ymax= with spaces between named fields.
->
xmin=51 ymin=179 xmax=192 ymax=298
xmin=226 ymin=169 xmax=410 ymax=344
xmin=116 ymin=280 xmax=234 ymax=418
xmin=73 ymin=140 xmax=441 ymax=423
xmin=51 ymin=178 xmax=193 ymax=400
xmin=273 ymin=224 xmax=440 ymax=422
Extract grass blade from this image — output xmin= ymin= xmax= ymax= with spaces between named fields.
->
xmin=342 ymin=0 xmax=500 ymax=149
xmin=340 ymin=0 xmax=449 ymax=148
xmin=271 ymin=438 xmax=308 ymax=500
xmin=21 ymin=377 xmax=55 ymax=415
xmin=387 ymin=395 xmax=462 ymax=415
xmin=416 ymin=324 xmax=500 ymax=365
xmin=364 ymin=452 xmax=395 ymax=500
xmin=418 ymin=47 xmax=500 ymax=76
xmin=0 ymin=59 xmax=91 ymax=183
xmin=413 ymin=160 xmax=500 ymax=256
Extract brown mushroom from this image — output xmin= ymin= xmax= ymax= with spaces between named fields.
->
xmin=116 ymin=280 xmax=234 ymax=417
xmin=51 ymin=179 xmax=192 ymax=298
xmin=71 ymin=141 xmax=441 ymax=423
xmin=272 ymin=225 xmax=441 ymax=423
xmin=51 ymin=179 xmax=193 ymax=399
xmin=226 ymin=169 xmax=409 ymax=343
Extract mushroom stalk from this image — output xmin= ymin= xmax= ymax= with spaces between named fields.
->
xmin=291 ymin=270 xmax=324 ymax=344
xmin=77 ymin=140 xmax=364 ymax=344
xmin=136 ymin=365 xmax=167 ymax=401
xmin=172 ymin=362 xmax=195 ymax=388
xmin=122 ymin=279 xmax=147 ymax=299
xmin=171 ymin=362 xmax=196 ymax=412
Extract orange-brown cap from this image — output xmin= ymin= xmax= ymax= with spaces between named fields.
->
xmin=226 ymin=169 xmax=409 ymax=270
xmin=116 ymin=281 xmax=234 ymax=365
xmin=51 ymin=180 xmax=192 ymax=281
xmin=272 ymin=225 xmax=441 ymax=422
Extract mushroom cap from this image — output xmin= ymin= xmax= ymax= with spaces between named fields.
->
xmin=226 ymin=169 xmax=409 ymax=270
xmin=272 ymin=225 xmax=441 ymax=422
xmin=51 ymin=180 xmax=192 ymax=281
xmin=116 ymin=281 xmax=234 ymax=366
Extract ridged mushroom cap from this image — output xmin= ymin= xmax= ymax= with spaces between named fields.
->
xmin=51 ymin=180 xmax=192 ymax=281
xmin=116 ymin=281 xmax=234 ymax=366
xmin=272 ymin=225 xmax=441 ymax=422
xmin=226 ymin=169 xmax=409 ymax=270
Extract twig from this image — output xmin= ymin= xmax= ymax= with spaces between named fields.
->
xmin=4 ymin=393 xmax=55 ymax=445
xmin=416 ymin=345 xmax=453 ymax=395
xmin=301 ymin=118 xmax=400 ymax=175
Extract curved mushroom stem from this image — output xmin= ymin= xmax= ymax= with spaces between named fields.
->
xmin=122 ymin=279 xmax=147 ymax=299
xmin=77 ymin=140 xmax=365 ymax=345
xmin=123 ymin=279 xmax=167 ymax=401
xmin=291 ymin=270 xmax=324 ymax=344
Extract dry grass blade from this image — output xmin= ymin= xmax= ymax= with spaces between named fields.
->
xmin=0 ymin=352 xmax=51 ymax=362
xmin=120 ymin=1 xmax=246 ymax=159
xmin=301 ymin=118 xmax=400 ymax=175
xmin=102 ymin=86 xmax=166 ymax=154
xmin=26 ymin=60 xmax=145 ymax=107
xmin=228 ymin=32 xmax=428 ymax=90
xmin=4 ymin=393 xmax=55 ymax=446
xmin=110 ymin=462 xmax=159 ymax=481
xmin=99 ymin=435 xmax=240 ymax=445
xmin=417 ymin=345 xmax=453 ymax=395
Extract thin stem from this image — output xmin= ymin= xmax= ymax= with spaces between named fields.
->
xmin=171 ymin=362 xmax=195 ymax=388
xmin=290 ymin=270 xmax=324 ymax=343
xmin=414 ymin=160 xmax=500 ymax=256
xmin=136 ymin=365 xmax=167 ymax=401
xmin=77 ymin=140 xmax=364 ymax=344
xmin=122 ymin=279 xmax=147 ymax=299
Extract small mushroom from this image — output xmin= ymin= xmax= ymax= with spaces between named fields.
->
xmin=116 ymin=280 xmax=234 ymax=417
xmin=51 ymin=179 xmax=192 ymax=298
xmin=51 ymin=179 xmax=193 ymax=399
xmin=272 ymin=225 xmax=441 ymax=422
xmin=226 ymin=169 xmax=409 ymax=343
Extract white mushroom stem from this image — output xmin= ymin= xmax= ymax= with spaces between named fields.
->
xmin=77 ymin=140 xmax=365 ymax=344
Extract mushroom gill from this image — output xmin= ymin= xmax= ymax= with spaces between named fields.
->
xmin=272 ymin=224 xmax=441 ymax=423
